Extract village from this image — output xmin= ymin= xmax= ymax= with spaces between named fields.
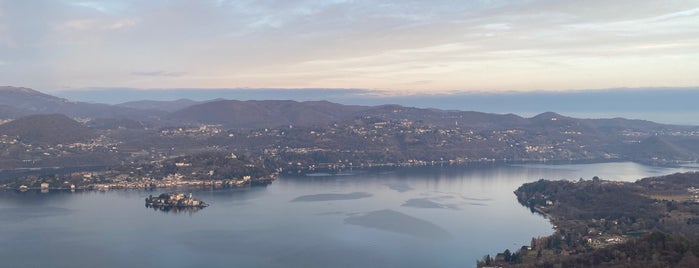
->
xmin=7 ymin=170 xmax=272 ymax=192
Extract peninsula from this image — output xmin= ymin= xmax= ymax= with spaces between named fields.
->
xmin=479 ymin=172 xmax=699 ymax=267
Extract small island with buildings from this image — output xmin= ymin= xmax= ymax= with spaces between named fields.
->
xmin=145 ymin=192 xmax=208 ymax=210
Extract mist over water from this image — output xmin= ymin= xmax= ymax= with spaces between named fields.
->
xmin=1 ymin=162 xmax=696 ymax=268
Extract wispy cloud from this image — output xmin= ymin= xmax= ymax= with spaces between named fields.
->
xmin=108 ymin=18 xmax=139 ymax=30
xmin=651 ymin=7 xmax=699 ymax=22
xmin=71 ymin=1 xmax=128 ymax=14
xmin=59 ymin=18 xmax=139 ymax=31
xmin=0 ymin=0 xmax=697 ymax=92
xmin=60 ymin=19 xmax=99 ymax=31
xmin=131 ymin=71 xmax=186 ymax=77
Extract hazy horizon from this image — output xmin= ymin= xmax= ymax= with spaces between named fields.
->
xmin=52 ymin=86 xmax=699 ymax=126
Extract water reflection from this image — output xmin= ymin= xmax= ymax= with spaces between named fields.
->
xmin=145 ymin=203 xmax=205 ymax=215
xmin=402 ymin=198 xmax=460 ymax=209
xmin=1 ymin=162 xmax=697 ymax=268
xmin=0 ymin=206 xmax=74 ymax=223
xmin=344 ymin=209 xmax=451 ymax=240
xmin=291 ymin=192 xmax=372 ymax=202
xmin=0 ymin=189 xmax=76 ymax=206
xmin=384 ymin=181 xmax=414 ymax=192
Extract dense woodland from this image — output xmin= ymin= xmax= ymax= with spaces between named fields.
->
xmin=480 ymin=172 xmax=699 ymax=267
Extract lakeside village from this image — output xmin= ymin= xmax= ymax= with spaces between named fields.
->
xmin=5 ymin=116 xmax=699 ymax=193
xmin=6 ymin=169 xmax=276 ymax=193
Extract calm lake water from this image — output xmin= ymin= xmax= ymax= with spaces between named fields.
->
xmin=1 ymin=162 xmax=697 ymax=268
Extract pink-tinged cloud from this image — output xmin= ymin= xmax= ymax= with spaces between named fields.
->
xmin=0 ymin=0 xmax=697 ymax=93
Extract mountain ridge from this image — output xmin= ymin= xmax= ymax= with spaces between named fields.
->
xmin=0 ymin=114 xmax=95 ymax=144
xmin=0 ymin=86 xmax=160 ymax=119
xmin=0 ymin=86 xmax=693 ymax=132
xmin=116 ymin=98 xmax=204 ymax=112
xmin=1 ymin=86 xmax=699 ymax=183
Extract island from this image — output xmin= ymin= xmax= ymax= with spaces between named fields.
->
xmin=479 ymin=172 xmax=699 ymax=267
xmin=145 ymin=192 xmax=208 ymax=209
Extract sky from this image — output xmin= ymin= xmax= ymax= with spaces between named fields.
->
xmin=1 ymin=0 xmax=699 ymax=94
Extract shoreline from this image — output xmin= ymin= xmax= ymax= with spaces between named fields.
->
xmin=480 ymin=173 xmax=699 ymax=267
xmin=3 ymin=159 xmax=698 ymax=192
xmin=2 ymin=175 xmax=276 ymax=192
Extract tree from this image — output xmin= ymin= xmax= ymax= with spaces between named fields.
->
xmin=503 ymin=249 xmax=512 ymax=262
xmin=482 ymin=254 xmax=492 ymax=265
xmin=678 ymin=250 xmax=699 ymax=267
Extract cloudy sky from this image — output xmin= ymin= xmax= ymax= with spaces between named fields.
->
xmin=1 ymin=0 xmax=698 ymax=94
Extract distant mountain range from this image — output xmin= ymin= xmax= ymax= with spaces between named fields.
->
xmin=168 ymin=100 xmax=370 ymax=129
xmin=1 ymin=86 xmax=699 ymax=181
xmin=53 ymin=87 xmax=699 ymax=125
xmin=0 ymin=86 xmax=156 ymax=119
xmin=1 ymin=86 xmax=694 ymax=131
xmin=116 ymin=98 xmax=207 ymax=112
xmin=0 ymin=86 xmax=536 ymax=129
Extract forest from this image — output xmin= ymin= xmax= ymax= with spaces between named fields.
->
xmin=480 ymin=172 xmax=699 ymax=267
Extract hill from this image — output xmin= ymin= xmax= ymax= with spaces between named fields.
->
xmin=481 ymin=172 xmax=699 ymax=267
xmin=167 ymin=99 xmax=536 ymax=130
xmin=0 ymin=86 xmax=698 ymax=170
xmin=0 ymin=86 xmax=158 ymax=119
xmin=0 ymin=114 xmax=95 ymax=144
xmin=0 ymin=86 xmax=65 ymax=111
xmin=356 ymin=104 xmax=528 ymax=129
xmin=168 ymin=100 xmax=369 ymax=128
xmin=116 ymin=98 xmax=204 ymax=112
xmin=0 ymin=105 xmax=25 ymax=119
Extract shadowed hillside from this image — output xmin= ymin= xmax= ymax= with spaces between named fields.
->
xmin=0 ymin=114 xmax=95 ymax=144
xmin=168 ymin=100 xmax=369 ymax=128
xmin=0 ymin=86 xmax=159 ymax=119
xmin=116 ymin=98 xmax=204 ymax=112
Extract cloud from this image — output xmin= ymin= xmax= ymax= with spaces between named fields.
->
xmin=0 ymin=0 xmax=698 ymax=92
xmin=108 ymin=18 xmax=139 ymax=30
xmin=651 ymin=7 xmax=699 ymax=22
xmin=58 ymin=18 xmax=139 ymax=31
xmin=70 ymin=1 xmax=130 ymax=14
xmin=477 ymin=23 xmax=512 ymax=31
xmin=131 ymin=71 xmax=186 ymax=77
xmin=60 ymin=19 xmax=99 ymax=31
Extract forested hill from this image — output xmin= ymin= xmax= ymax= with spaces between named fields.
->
xmin=0 ymin=86 xmax=152 ymax=119
xmin=0 ymin=114 xmax=95 ymax=144
xmin=481 ymin=172 xmax=699 ymax=267
xmin=2 ymin=86 xmax=699 ymax=178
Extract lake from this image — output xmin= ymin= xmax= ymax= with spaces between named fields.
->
xmin=1 ymin=162 xmax=697 ymax=267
